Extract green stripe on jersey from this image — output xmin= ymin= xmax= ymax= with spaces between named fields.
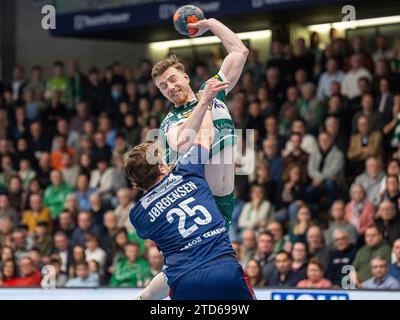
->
xmin=159 ymin=73 xmax=236 ymax=164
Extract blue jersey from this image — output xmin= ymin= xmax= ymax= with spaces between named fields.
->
xmin=129 ymin=144 xmax=235 ymax=287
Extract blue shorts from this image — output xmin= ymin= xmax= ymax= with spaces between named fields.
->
xmin=169 ymin=254 xmax=256 ymax=300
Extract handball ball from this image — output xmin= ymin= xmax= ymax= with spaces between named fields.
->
xmin=173 ymin=5 xmax=205 ymax=36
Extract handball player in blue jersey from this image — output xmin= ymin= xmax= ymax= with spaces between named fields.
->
xmin=124 ymin=79 xmax=255 ymax=300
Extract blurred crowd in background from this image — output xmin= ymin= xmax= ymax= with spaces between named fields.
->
xmin=1 ymin=29 xmax=400 ymax=289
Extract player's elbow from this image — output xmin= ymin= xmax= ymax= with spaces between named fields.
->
xmin=237 ymin=47 xmax=249 ymax=60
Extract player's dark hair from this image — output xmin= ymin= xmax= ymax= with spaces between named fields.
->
xmin=123 ymin=142 xmax=164 ymax=190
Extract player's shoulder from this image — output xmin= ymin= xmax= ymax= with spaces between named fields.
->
xmin=199 ymin=72 xmax=226 ymax=89
xmin=129 ymin=201 xmax=143 ymax=227
xmin=198 ymin=72 xmax=227 ymax=101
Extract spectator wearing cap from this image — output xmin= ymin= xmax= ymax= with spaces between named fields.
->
xmin=325 ymin=200 xmax=358 ymax=246
xmin=374 ymin=200 xmax=400 ymax=245
xmin=65 ymin=261 xmax=99 ymax=288
xmin=326 ymin=229 xmax=357 ymax=286
xmin=389 ymin=239 xmax=400 ymax=282
xmin=362 ymin=256 xmax=400 ymax=289
xmin=22 ymin=193 xmax=52 ymax=235
xmin=43 ymin=170 xmax=72 ymax=219
xmin=297 ymin=258 xmax=332 ymax=288
xmin=353 ymin=225 xmax=392 ymax=282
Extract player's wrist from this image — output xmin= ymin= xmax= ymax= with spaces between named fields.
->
xmin=206 ymin=18 xmax=217 ymax=30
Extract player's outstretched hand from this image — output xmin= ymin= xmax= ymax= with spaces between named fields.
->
xmin=187 ymin=18 xmax=212 ymax=37
xmin=200 ymin=78 xmax=230 ymax=106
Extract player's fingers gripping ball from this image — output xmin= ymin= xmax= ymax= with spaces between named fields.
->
xmin=173 ymin=5 xmax=205 ymax=36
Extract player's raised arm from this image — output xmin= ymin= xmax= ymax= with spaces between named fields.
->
xmin=188 ymin=18 xmax=249 ymax=93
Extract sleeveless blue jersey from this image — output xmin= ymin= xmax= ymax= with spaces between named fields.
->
xmin=129 ymin=144 xmax=234 ymax=286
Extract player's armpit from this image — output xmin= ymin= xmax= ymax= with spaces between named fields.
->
xmin=136 ymin=272 xmax=169 ymax=300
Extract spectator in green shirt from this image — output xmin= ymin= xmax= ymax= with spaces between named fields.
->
xmin=110 ymin=242 xmax=152 ymax=288
xmin=43 ymin=170 xmax=72 ymax=219
xmin=45 ymin=61 xmax=68 ymax=103
xmin=353 ymin=225 xmax=392 ymax=283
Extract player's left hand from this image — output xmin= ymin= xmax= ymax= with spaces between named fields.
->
xmin=187 ymin=18 xmax=212 ymax=37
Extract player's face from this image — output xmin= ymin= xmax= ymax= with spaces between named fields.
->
xmin=155 ymin=67 xmax=191 ymax=105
